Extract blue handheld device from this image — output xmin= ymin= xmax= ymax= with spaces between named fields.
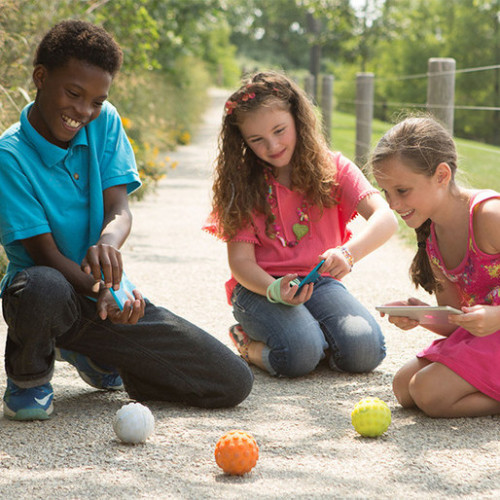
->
xmin=101 ymin=272 xmax=136 ymax=310
xmin=296 ymin=260 xmax=325 ymax=292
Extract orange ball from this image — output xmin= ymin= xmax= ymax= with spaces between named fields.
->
xmin=214 ymin=430 xmax=259 ymax=475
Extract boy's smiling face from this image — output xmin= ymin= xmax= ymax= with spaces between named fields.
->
xmin=29 ymin=57 xmax=112 ymax=148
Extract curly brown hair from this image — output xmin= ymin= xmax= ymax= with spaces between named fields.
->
xmin=34 ymin=19 xmax=123 ymax=77
xmin=211 ymin=71 xmax=337 ymax=241
xmin=369 ymin=115 xmax=458 ymax=294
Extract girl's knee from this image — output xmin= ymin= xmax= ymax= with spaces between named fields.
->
xmin=408 ymin=371 xmax=445 ymax=417
xmin=269 ymin=335 xmax=325 ymax=378
xmin=392 ymin=370 xmax=415 ymax=408
xmin=330 ymin=316 xmax=385 ymax=372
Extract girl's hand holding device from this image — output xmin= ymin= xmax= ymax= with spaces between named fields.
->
xmin=267 ymin=274 xmax=313 ymax=306
xmin=377 ymin=297 xmax=430 ymax=330
xmin=376 ymin=304 xmax=463 ymax=325
xmin=320 ymin=247 xmax=353 ymax=279
xmin=267 ymin=260 xmax=325 ymax=306
xmin=447 ymin=304 xmax=500 ymax=337
xmin=296 ymin=260 xmax=325 ymax=291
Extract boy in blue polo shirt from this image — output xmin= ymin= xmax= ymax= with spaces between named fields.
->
xmin=0 ymin=19 xmax=253 ymax=420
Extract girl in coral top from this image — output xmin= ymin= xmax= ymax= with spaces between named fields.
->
xmin=205 ymin=71 xmax=397 ymax=378
xmin=372 ymin=116 xmax=500 ymax=417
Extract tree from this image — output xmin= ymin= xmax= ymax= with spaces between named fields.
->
xmin=354 ymin=0 xmax=500 ymax=143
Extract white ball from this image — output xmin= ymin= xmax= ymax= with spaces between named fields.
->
xmin=113 ymin=402 xmax=155 ymax=444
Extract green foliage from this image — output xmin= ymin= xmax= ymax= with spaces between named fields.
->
xmin=111 ymin=56 xmax=212 ymax=200
xmin=92 ymin=0 xmax=161 ymax=71
xmin=226 ymin=0 xmax=500 ymax=148
xmin=363 ymin=0 xmax=500 ymax=144
xmin=200 ymin=23 xmax=241 ymax=88
xmin=225 ymin=0 xmax=356 ymax=70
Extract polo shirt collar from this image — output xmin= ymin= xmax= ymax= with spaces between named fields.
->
xmin=20 ymin=103 xmax=89 ymax=168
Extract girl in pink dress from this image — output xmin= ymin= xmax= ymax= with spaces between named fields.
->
xmin=371 ymin=116 xmax=500 ymax=417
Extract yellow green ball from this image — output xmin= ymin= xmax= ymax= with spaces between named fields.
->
xmin=351 ymin=397 xmax=391 ymax=437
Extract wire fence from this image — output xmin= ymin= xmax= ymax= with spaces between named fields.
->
xmin=336 ymin=64 xmax=500 ymax=114
xmin=308 ymin=59 xmax=500 ymax=164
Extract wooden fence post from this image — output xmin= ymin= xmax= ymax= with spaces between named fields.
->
xmin=321 ymin=75 xmax=334 ymax=146
xmin=305 ymin=74 xmax=315 ymax=101
xmin=427 ymin=57 xmax=456 ymax=134
xmin=355 ymin=72 xmax=374 ymax=166
xmin=307 ymin=12 xmax=321 ymax=100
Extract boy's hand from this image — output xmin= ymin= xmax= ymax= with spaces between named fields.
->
xmin=81 ymin=243 xmax=123 ymax=291
xmin=97 ymin=288 xmax=145 ymax=324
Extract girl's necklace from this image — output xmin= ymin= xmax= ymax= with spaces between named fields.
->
xmin=264 ymin=169 xmax=309 ymax=247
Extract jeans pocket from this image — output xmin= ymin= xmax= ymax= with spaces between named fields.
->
xmin=231 ymin=284 xmax=247 ymax=314
xmin=2 ymin=271 xmax=29 ymax=334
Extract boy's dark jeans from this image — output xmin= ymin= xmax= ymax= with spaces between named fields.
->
xmin=2 ymin=266 xmax=253 ymax=408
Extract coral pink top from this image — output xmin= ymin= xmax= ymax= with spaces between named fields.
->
xmin=204 ymin=152 xmax=379 ymax=303
xmin=419 ymin=190 xmax=500 ymax=400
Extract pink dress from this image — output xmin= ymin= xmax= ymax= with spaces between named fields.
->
xmin=418 ymin=190 xmax=500 ymax=400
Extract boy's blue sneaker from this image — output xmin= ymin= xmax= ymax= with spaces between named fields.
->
xmin=55 ymin=348 xmax=124 ymax=391
xmin=3 ymin=379 xmax=54 ymax=420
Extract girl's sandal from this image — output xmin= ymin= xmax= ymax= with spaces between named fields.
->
xmin=229 ymin=324 xmax=251 ymax=362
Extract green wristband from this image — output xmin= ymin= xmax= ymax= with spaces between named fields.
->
xmin=266 ymin=278 xmax=296 ymax=306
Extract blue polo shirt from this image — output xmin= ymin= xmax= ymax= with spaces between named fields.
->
xmin=0 ymin=100 xmax=141 ymax=291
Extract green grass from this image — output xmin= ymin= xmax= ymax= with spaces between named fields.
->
xmin=330 ymin=110 xmax=500 ymax=245
xmin=332 ymin=110 xmax=500 ymax=183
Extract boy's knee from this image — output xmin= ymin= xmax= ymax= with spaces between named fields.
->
xmin=218 ymin=360 xmax=254 ymax=407
xmin=26 ymin=266 xmax=75 ymax=304
xmin=4 ymin=266 xmax=78 ymax=323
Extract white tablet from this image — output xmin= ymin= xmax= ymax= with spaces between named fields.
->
xmin=375 ymin=305 xmax=463 ymax=325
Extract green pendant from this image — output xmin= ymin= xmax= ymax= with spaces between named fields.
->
xmin=292 ymin=223 xmax=309 ymax=241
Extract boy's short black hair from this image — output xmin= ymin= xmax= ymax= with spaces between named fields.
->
xmin=34 ymin=19 xmax=123 ymax=76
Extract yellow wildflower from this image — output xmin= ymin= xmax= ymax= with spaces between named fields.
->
xmin=121 ymin=117 xmax=132 ymax=129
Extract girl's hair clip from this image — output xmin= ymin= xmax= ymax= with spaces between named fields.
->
xmin=241 ymin=92 xmax=255 ymax=102
xmin=225 ymin=100 xmax=237 ymax=115
xmin=225 ymin=91 xmax=256 ymax=114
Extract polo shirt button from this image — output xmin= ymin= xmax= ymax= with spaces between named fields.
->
xmin=74 ymin=173 xmax=79 ymax=180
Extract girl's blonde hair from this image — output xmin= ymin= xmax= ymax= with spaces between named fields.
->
xmin=211 ymin=71 xmax=337 ymax=241
xmin=370 ymin=116 xmax=458 ymax=294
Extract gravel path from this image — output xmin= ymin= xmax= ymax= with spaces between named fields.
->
xmin=0 ymin=89 xmax=498 ymax=499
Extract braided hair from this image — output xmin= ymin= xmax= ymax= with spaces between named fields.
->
xmin=370 ymin=116 xmax=458 ymax=294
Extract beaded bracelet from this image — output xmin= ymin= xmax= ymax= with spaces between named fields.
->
xmin=338 ymin=246 xmax=354 ymax=271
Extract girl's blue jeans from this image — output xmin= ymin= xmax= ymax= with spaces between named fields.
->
xmin=2 ymin=266 xmax=253 ymax=408
xmin=231 ymin=276 xmax=386 ymax=377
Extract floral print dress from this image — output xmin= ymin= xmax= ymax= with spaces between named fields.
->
xmin=418 ymin=190 xmax=500 ymax=400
